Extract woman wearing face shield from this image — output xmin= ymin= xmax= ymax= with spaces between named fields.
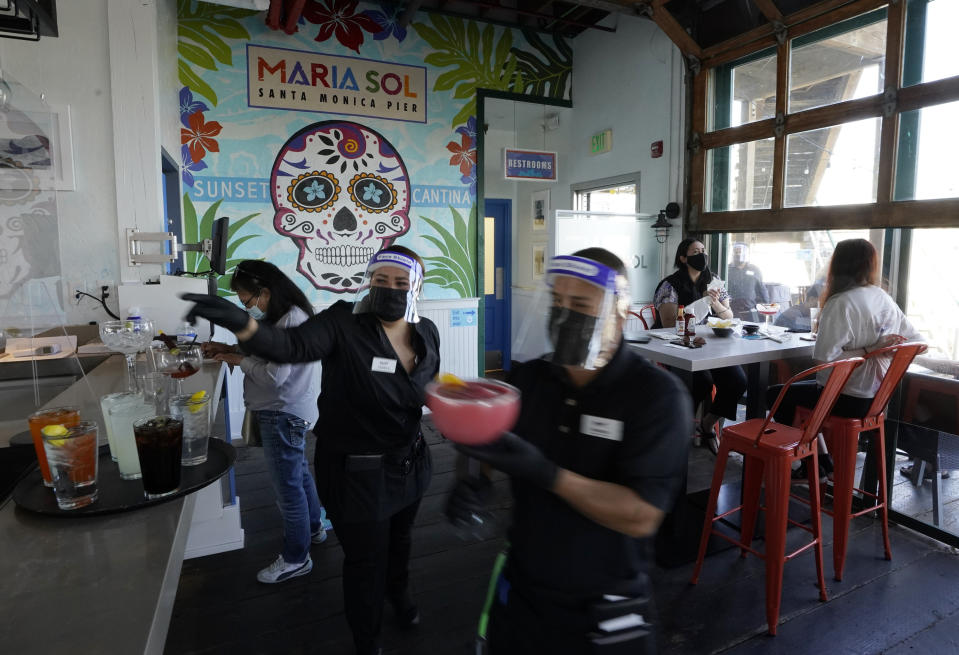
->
xmin=652 ymin=237 xmax=747 ymax=454
xmin=453 ymin=248 xmax=692 ymax=655
xmin=200 ymin=260 xmax=327 ymax=584
xmin=183 ymin=246 xmax=439 ymax=655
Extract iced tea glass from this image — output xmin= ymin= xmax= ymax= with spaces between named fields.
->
xmin=170 ymin=393 xmax=211 ymax=466
xmin=28 ymin=406 xmax=80 ymax=487
xmin=133 ymin=416 xmax=183 ymax=499
xmin=42 ymin=421 xmax=99 ymax=510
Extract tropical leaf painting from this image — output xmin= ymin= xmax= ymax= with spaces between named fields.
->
xmin=511 ymin=30 xmax=572 ymax=98
xmin=421 ymin=205 xmax=477 ymax=298
xmin=413 ymin=16 xmax=525 ymax=127
xmin=182 ymin=194 xmax=260 ymax=297
xmin=177 ymin=0 xmax=259 ymax=106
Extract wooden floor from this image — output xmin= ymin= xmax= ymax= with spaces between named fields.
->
xmin=166 ymin=419 xmax=959 ymax=655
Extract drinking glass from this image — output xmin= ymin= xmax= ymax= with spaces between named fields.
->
xmin=28 ymin=406 xmax=81 ymax=487
xmin=170 ymin=393 xmax=211 ymax=466
xmin=138 ymin=371 xmax=171 ymax=415
xmin=105 ymin=392 xmax=155 ymax=480
xmin=756 ymin=303 xmax=779 ymax=332
xmin=157 ymin=345 xmax=202 ymax=395
xmin=133 ymin=416 xmax=183 ymax=499
xmin=99 ymin=319 xmax=155 ymax=393
xmin=42 ymin=421 xmax=99 ymax=510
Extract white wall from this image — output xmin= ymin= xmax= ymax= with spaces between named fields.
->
xmin=568 ymin=14 xmax=686 ymax=285
xmin=0 ymin=0 xmax=119 ymax=325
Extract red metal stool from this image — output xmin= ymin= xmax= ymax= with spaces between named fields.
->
xmin=690 ymin=357 xmax=864 ymax=635
xmin=793 ymin=341 xmax=927 ymax=581
xmin=628 ymin=304 xmax=658 ymax=330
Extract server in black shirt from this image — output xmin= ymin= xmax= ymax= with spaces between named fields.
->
xmin=454 ymin=248 xmax=691 ymax=654
xmin=183 ymin=247 xmax=439 ymax=655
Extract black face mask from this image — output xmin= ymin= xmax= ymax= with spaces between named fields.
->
xmin=686 ymin=252 xmax=708 ymax=271
xmin=548 ymin=306 xmax=598 ymax=366
xmin=368 ymin=286 xmax=409 ymax=322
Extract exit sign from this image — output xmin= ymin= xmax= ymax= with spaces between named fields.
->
xmin=591 ymin=129 xmax=612 ymax=155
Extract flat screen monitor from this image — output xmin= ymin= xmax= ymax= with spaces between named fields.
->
xmin=210 ymin=216 xmax=229 ymax=276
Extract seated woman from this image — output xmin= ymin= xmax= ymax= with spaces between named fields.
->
xmin=653 ymin=237 xmax=747 ymax=453
xmin=765 ymin=239 xmax=922 ymax=476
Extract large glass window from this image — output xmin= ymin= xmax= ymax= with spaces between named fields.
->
xmin=895 ymin=101 xmax=959 ymax=201
xmin=573 ymin=183 xmax=636 ymax=213
xmin=903 ymin=0 xmax=959 ymax=87
xmin=788 ymin=11 xmax=886 ymax=114
xmin=906 ymin=228 xmax=959 ymax=362
xmin=720 ymin=229 xmax=878 ymax=323
xmin=710 ymin=48 xmax=776 ymax=131
xmin=785 ymin=117 xmax=881 ymax=207
xmin=707 ymin=138 xmax=775 ymax=211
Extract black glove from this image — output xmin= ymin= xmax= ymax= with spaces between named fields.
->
xmin=445 ymin=473 xmax=492 ymax=529
xmin=456 ymin=432 xmax=558 ymax=490
xmin=181 ymin=293 xmax=251 ymax=333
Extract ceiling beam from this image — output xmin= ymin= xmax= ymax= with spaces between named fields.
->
xmin=637 ymin=0 xmax=701 ymax=57
xmin=751 ymin=0 xmax=783 ymax=23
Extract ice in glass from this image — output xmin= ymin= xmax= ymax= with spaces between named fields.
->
xmin=105 ymin=392 xmax=155 ymax=480
xmin=41 ymin=421 xmax=99 ymax=510
xmin=169 ymin=392 xmax=211 ymax=466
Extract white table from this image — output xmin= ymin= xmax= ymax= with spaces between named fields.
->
xmin=627 ymin=328 xmax=816 ymax=418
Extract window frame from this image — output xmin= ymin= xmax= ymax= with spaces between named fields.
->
xmin=686 ymin=0 xmax=959 ymax=233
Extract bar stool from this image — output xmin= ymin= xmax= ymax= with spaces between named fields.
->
xmin=690 ymin=357 xmax=864 ymax=635
xmin=628 ymin=304 xmax=657 ymax=330
xmin=793 ymin=341 xmax=927 ymax=581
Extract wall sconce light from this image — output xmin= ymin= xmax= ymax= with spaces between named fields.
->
xmin=652 ymin=202 xmax=680 ymax=244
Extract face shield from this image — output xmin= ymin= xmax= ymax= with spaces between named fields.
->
xmin=512 ymin=255 xmax=630 ymax=370
xmin=352 ymin=250 xmax=423 ymax=323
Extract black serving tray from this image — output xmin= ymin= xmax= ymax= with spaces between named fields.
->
xmin=12 ymin=439 xmax=235 ymax=517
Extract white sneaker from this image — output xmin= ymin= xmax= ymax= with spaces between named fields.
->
xmin=256 ymin=555 xmax=312 ymax=584
xmin=311 ymin=528 xmax=328 ymax=545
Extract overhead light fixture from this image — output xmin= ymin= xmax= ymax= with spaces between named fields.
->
xmin=652 ymin=202 xmax=680 ymax=244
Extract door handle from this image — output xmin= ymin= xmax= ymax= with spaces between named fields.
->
xmin=495 ymin=267 xmax=504 ymax=300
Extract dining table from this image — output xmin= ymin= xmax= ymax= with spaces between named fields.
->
xmin=627 ymin=326 xmax=816 ymax=419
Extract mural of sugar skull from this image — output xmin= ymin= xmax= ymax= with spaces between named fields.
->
xmin=271 ymin=121 xmax=411 ymax=293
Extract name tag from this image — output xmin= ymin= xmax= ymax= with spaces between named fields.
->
xmin=580 ymin=415 xmax=624 ymax=441
xmin=371 ymin=357 xmax=397 ymax=373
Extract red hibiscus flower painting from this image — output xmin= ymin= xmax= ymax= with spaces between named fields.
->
xmin=303 ymin=0 xmax=383 ymax=54
xmin=181 ymin=112 xmax=223 ymax=163
xmin=446 ymin=133 xmax=476 ymax=177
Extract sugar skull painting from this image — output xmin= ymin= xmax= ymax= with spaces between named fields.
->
xmin=271 ymin=121 xmax=411 ymax=293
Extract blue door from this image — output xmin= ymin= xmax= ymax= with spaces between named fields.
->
xmin=484 ymin=199 xmax=511 ymax=372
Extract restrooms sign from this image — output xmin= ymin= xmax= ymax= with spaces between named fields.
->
xmin=247 ymin=44 xmax=427 ymax=123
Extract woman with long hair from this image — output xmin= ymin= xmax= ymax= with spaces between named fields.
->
xmin=765 ymin=239 xmax=922 ymax=474
xmin=202 ymin=260 xmax=327 ymax=583
xmin=652 ymin=237 xmax=746 ymax=452
xmin=185 ymin=246 xmax=439 ymax=655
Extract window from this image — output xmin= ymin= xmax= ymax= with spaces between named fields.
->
xmin=690 ymin=1 xmax=959 ymax=231
xmin=573 ymin=182 xmax=637 ymax=213
xmin=721 ymin=229 xmax=879 ymax=322
xmin=905 ymin=228 xmax=959 ymax=361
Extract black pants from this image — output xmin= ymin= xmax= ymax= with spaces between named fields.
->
xmin=691 ymin=366 xmax=747 ymax=422
xmin=329 ymin=499 xmax=421 ymax=654
xmin=487 ymin=584 xmax=656 ymax=655
xmin=766 ymin=380 xmax=873 ymax=425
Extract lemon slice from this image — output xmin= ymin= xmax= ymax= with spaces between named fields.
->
xmin=437 ymin=372 xmax=466 ymax=387
xmin=41 ymin=424 xmax=69 ymax=447
xmin=187 ymin=390 xmax=207 ymax=413
xmin=169 ymin=347 xmax=180 ymax=355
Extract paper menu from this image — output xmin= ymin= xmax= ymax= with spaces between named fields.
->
xmin=2 ymin=335 xmax=77 ymax=361
xmin=686 ymin=296 xmax=712 ymax=323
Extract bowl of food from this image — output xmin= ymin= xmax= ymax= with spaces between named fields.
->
xmin=707 ymin=317 xmax=735 ymax=337
xmin=425 ymin=376 xmax=520 ymax=445
xmin=741 ymin=323 xmax=761 ymax=335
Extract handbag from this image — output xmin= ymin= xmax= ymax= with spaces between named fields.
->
xmin=241 ymin=409 xmax=262 ymax=447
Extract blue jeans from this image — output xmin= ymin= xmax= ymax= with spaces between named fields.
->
xmin=257 ymin=410 xmax=325 ymax=564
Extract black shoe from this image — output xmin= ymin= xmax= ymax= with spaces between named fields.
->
xmin=390 ymin=593 xmax=420 ymax=629
xmin=697 ymin=424 xmax=719 ymax=455
xmin=900 ymin=464 xmax=950 ymax=480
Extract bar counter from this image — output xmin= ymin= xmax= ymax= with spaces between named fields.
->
xmin=0 ymin=354 xmax=227 ymax=654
